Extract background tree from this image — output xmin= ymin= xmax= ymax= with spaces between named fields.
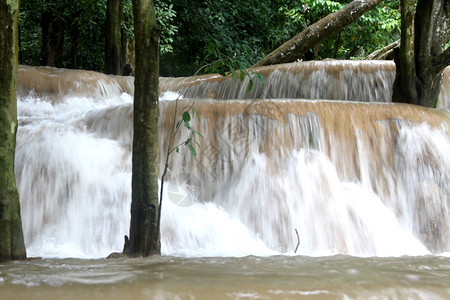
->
xmin=40 ymin=0 xmax=65 ymax=67
xmin=272 ymin=0 xmax=400 ymax=61
xmin=392 ymin=0 xmax=450 ymax=107
xmin=161 ymin=0 xmax=400 ymax=76
xmin=123 ymin=0 xmax=161 ymax=257
xmin=254 ymin=0 xmax=384 ymax=67
xmin=0 ymin=0 xmax=27 ymax=262
xmin=19 ymin=0 xmax=400 ymax=75
xmin=160 ymin=0 xmax=275 ymax=76
xmin=20 ymin=0 xmax=108 ymax=70
xmin=105 ymin=0 xmax=123 ymax=74
xmin=19 ymin=0 xmax=176 ymax=72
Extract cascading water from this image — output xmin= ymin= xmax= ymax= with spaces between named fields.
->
xmin=15 ymin=62 xmax=450 ymax=259
xmin=160 ymin=60 xmax=450 ymax=109
xmin=161 ymin=100 xmax=449 ymax=256
xmin=16 ymin=94 xmax=133 ymax=258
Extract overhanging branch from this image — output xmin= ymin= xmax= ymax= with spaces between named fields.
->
xmin=253 ymin=0 xmax=383 ymax=67
xmin=431 ymin=46 xmax=450 ymax=73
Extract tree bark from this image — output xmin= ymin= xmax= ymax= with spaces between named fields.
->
xmin=253 ymin=0 xmax=383 ymax=67
xmin=393 ymin=0 xmax=450 ymax=107
xmin=124 ymin=0 xmax=161 ymax=257
xmin=393 ymin=0 xmax=418 ymax=103
xmin=105 ymin=0 xmax=122 ymax=75
xmin=0 ymin=0 xmax=27 ymax=262
xmin=365 ymin=39 xmax=399 ymax=60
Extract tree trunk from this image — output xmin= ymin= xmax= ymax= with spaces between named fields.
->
xmin=253 ymin=0 xmax=383 ymax=67
xmin=105 ymin=0 xmax=122 ymax=75
xmin=40 ymin=0 xmax=65 ymax=67
xmin=0 ymin=0 xmax=27 ymax=262
xmin=393 ymin=0 xmax=418 ymax=103
xmin=123 ymin=0 xmax=161 ymax=257
xmin=393 ymin=0 xmax=450 ymax=107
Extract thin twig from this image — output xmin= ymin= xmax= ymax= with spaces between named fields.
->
xmin=193 ymin=59 xmax=222 ymax=76
xmin=157 ymin=99 xmax=196 ymax=239
xmin=294 ymin=228 xmax=300 ymax=254
xmin=157 ymin=97 xmax=180 ymax=240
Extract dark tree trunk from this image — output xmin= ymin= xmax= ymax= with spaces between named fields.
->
xmin=253 ymin=0 xmax=383 ymax=67
xmin=123 ymin=0 xmax=161 ymax=257
xmin=0 ymin=0 xmax=27 ymax=262
xmin=105 ymin=0 xmax=122 ymax=75
xmin=393 ymin=0 xmax=450 ymax=107
xmin=393 ymin=0 xmax=418 ymax=103
xmin=40 ymin=0 xmax=65 ymax=67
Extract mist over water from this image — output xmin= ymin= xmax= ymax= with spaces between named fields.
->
xmin=15 ymin=62 xmax=450 ymax=259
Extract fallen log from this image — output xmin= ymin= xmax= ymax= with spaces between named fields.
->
xmin=365 ymin=39 xmax=400 ymax=60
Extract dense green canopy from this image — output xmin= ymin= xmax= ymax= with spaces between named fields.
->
xmin=19 ymin=0 xmax=401 ymax=76
xmin=164 ymin=0 xmax=400 ymax=76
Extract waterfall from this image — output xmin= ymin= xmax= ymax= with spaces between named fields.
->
xmin=15 ymin=62 xmax=450 ymax=258
xmin=19 ymin=61 xmax=450 ymax=109
xmin=159 ymin=60 xmax=450 ymax=109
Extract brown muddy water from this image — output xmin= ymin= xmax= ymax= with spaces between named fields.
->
xmin=1 ymin=255 xmax=450 ymax=299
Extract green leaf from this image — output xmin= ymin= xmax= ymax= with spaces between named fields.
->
xmin=188 ymin=144 xmax=197 ymax=157
xmin=184 ymin=138 xmax=192 ymax=145
xmin=246 ymin=79 xmax=254 ymax=93
xmin=230 ymin=68 xmax=237 ymax=80
xmin=239 ymin=69 xmax=246 ymax=81
xmin=211 ymin=60 xmax=223 ymax=72
xmin=207 ymin=42 xmax=215 ymax=53
xmin=182 ymin=111 xmax=191 ymax=122
xmin=192 ymin=107 xmax=201 ymax=122
xmin=254 ymin=72 xmax=265 ymax=86
xmin=193 ymin=130 xmax=203 ymax=138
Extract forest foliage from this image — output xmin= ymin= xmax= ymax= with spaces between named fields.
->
xmin=19 ymin=0 xmax=401 ymax=76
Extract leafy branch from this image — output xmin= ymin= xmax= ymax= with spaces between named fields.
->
xmin=168 ymin=102 xmax=202 ymax=156
xmin=198 ymin=41 xmax=265 ymax=94
xmin=157 ymin=98 xmax=202 ymax=237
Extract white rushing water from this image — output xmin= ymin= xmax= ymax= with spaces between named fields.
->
xmin=15 ymin=65 xmax=450 ymax=259
xmin=15 ymin=92 xmax=450 ymax=259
